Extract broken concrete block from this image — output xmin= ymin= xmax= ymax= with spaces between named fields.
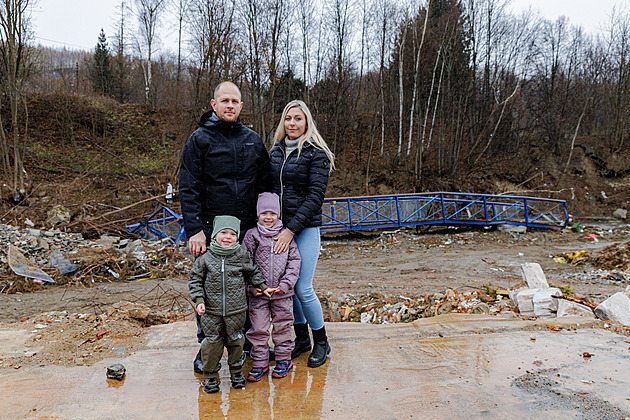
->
xmin=472 ymin=302 xmax=490 ymax=314
xmin=556 ymin=300 xmax=595 ymax=318
xmin=625 ymin=285 xmax=630 ymax=298
xmin=520 ymin=263 xmax=549 ymax=289
xmin=533 ymin=288 xmax=562 ymax=318
xmin=594 ymin=292 xmax=630 ymax=326
xmin=498 ymin=224 xmax=527 ymax=233
xmin=513 ymin=288 xmax=540 ymax=317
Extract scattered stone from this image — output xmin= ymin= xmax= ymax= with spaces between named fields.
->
xmin=472 ymin=302 xmax=490 ymax=314
xmin=128 ymin=306 xmax=151 ymax=320
xmin=498 ymin=224 xmax=527 ymax=233
xmin=46 ymin=205 xmax=72 ymax=226
xmin=24 ymin=218 xmax=35 ymax=227
xmin=612 ymin=208 xmax=627 ymax=220
xmin=106 ymin=364 xmax=126 ymax=380
xmin=556 ymin=300 xmax=595 ymax=318
xmin=146 ymin=310 xmax=170 ymax=325
xmin=48 ymin=250 xmax=78 ymax=275
xmin=594 ymin=292 xmax=630 ymax=326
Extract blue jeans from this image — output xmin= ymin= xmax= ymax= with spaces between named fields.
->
xmin=292 ymin=227 xmax=325 ymax=330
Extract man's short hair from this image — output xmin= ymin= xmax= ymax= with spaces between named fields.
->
xmin=213 ymin=81 xmax=241 ymax=101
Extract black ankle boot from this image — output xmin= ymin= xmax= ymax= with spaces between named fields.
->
xmin=193 ymin=350 xmax=203 ymax=374
xmin=291 ymin=323 xmax=312 ymax=359
xmin=307 ymin=326 xmax=330 ymax=368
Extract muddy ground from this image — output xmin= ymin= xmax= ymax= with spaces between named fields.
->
xmin=0 ymin=221 xmax=628 ymax=371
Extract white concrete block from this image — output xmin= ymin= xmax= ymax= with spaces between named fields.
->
xmin=513 ymin=288 xmax=540 ymax=317
xmin=594 ymin=292 xmax=630 ymax=326
xmin=520 ymin=263 xmax=549 ymax=289
xmin=556 ymin=299 xmax=595 ymax=318
xmin=533 ymin=288 xmax=562 ymax=318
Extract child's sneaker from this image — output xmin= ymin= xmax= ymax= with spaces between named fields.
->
xmin=247 ymin=366 xmax=269 ymax=382
xmin=231 ymin=372 xmax=246 ymax=388
xmin=202 ymin=378 xmax=220 ymax=393
xmin=272 ymin=360 xmax=293 ymax=378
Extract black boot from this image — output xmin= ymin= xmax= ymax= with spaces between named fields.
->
xmin=307 ymin=326 xmax=330 ymax=368
xmin=291 ymin=323 xmax=312 ymax=359
xmin=193 ymin=350 xmax=203 ymax=374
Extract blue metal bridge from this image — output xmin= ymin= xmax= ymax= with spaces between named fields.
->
xmin=320 ymin=192 xmax=569 ymax=233
xmin=126 ymin=193 xmax=569 ymax=244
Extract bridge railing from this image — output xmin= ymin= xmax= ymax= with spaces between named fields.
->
xmin=321 ymin=192 xmax=568 ymax=232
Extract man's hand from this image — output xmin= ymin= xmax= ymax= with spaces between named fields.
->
xmin=189 ymin=230 xmax=207 ymax=257
xmin=196 ymin=303 xmax=205 ymax=315
xmin=273 ymin=229 xmax=294 ymax=254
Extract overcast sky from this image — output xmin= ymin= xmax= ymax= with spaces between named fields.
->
xmin=30 ymin=0 xmax=624 ymax=52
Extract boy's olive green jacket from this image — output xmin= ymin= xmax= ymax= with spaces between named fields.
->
xmin=188 ymin=246 xmax=267 ymax=316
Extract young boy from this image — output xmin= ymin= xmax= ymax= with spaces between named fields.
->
xmin=243 ymin=192 xmax=301 ymax=380
xmin=188 ymin=215 xmax=272 ymax=393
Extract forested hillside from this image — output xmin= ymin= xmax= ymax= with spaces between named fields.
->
xmin=1 ymin=0 xmax=628 ymax=236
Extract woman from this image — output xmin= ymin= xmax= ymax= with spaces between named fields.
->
xmin=269 ymin=100 xmax=335 ymax=368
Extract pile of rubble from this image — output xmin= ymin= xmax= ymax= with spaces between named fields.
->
xmin=319 ymin=287 xmax=519 ymax=324
xmin=0 ymin=223 xmax=192 ymax=293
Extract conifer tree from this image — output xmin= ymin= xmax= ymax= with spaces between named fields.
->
xmin=92 ymin=29 xmax=112 ymax=95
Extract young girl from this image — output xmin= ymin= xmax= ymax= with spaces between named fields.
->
xmin=243 ymin=192 xmax=301 ymax=380
xmin=189 ymin=215 xmax=271 ymax=393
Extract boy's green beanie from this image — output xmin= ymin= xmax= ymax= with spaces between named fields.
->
xmin=211 ymin=215 xmax=240 ymax=239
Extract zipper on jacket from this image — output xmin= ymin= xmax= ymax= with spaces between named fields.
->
xmin=269 ymin=237 xmax=274 ymax=295
xmin=279 ymin=147 xmax=287 ymax=220
xmin=221 ymin=256 xmax=226 ymax=316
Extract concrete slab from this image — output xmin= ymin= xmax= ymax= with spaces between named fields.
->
xmin=1 ymin=316 xmax=629 ymax=419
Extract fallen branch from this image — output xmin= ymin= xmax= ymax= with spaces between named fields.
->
xmin=66 ymin=192 xmax=176 ymax=228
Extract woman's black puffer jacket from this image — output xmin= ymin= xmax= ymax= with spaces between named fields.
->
xmin=269 ymin=140 xmax=330 ymax=235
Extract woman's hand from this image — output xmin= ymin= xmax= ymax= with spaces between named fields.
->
xmin=273 ymin=229 xmax=294 ymax=254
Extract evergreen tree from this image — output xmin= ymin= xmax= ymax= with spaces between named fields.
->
xmin=92 ymin=29 xmax=113 ymax=95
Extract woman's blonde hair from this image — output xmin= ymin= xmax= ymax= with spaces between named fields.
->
xmin=273 ymin=100 xmax=335 ymax=171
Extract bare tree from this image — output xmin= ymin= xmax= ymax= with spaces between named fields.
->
xmin=133 ymin=0 xmax=166 ymax=105
xmin=187 ymin=0 xmax=236 ymax=111
xmin=0 ymin=0 xmax=33 ymax=200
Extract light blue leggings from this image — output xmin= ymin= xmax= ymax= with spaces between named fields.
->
xmin=292 ymin=227 xmax=325 ymax=330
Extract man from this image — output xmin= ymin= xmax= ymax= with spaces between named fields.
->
xmin=180 ymin=81 xmax=270 ymax=374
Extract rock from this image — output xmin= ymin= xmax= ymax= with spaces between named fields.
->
xmin=498 ymin=224 xmax=527 ymax=233
xmin=46 ymin=205 xmax=72 ymax=226
xmin=128 ymin=306 xmax=151 ymax=320
xmin=556 ymin=300 xmax=595 ymax=318
xmin=613 ymin=208 xmax=627 ymax=220
xmin=37 ymin=238 xmax=49 ymax=250
xmin=106 ymin=364 xmax=126 ymax=380
xmin=471 ymin=302 xmax=490 ymax=314
xmin=626 ymin=286 xmax=630 ymax=298
xmin=594 ymin=292 xmax=630 ymax=326
xmin=532 ymin=288 xmax=562 ymax=318
xmin=24 ymin=218 xmax=35 ymax=227
xmin=48 ymin=249 xmax=78 ymax=274
xmin=520 ymin=263 xmax=549 ymax=289
xmin=28 ymin=229 xmax=41 ymax=237
xmin=146 ymin=310 xmax=170 ymax=325
xmin=96 ymin=235 xmax=120 ymax=248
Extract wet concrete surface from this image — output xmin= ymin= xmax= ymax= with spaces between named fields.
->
xmin=1 ymin=315 xmax=629 ymax=419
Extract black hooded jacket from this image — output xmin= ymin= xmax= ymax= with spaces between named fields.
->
xmin=179 ymin=110 xmax=270 ymax=240
xmin=269 ymin=140 xmax=330 ymax=235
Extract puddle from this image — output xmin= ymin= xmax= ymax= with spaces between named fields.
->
xmin=0 ymin=318 xmax=628 ymax=418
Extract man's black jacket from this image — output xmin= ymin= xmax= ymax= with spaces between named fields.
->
xmin=179 ymin=110 xmax=270 ymax=240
